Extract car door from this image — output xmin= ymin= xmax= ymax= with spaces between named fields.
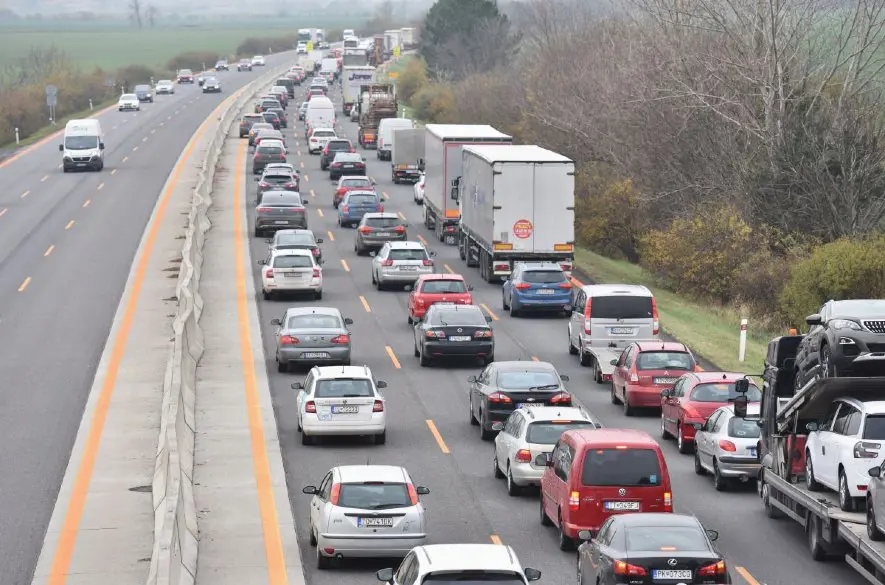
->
xmin=580 ymin=517 xmax=613 ymax=585
xmin=296 ymin=371 xmax=315 ymax=427
xmin=311 ymin=471 xmax=332 ymax=533
xmin=570 ymin=288 xmax=587 ymax=350
xmin=611 ymin=346 xmax=630 ymax=395
xmin=543 ymin=440 xmax=568 ymax=520
xmin=504 ymin=266 xmax=519 ymax=305
xmin=393 ymin=552 xmax=418 ymax=585
xmin=798 ymin=302 xmax=828 ymax=378
xmin=496 ymin=412 xmax=520 ymax=470
xmin=811 ymin=401 xmax=843 ymax=487
xmin=471 ymin=365 xmax=494 ymax=420
xmin=829 ymin=403 xmax=862 ymax=488
xmin=696 ymin=410 xmax=721 ymax=468
xmin=618 ymin=346 xmax=636 ymax=402
xmin=663 ymin=377 xmax=686 ymax=434
xmin=373 ymin=243 xmax=390 ymax=279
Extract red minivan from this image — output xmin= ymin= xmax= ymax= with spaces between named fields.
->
xmin=539 ymin=428 xmax=672 ymax=550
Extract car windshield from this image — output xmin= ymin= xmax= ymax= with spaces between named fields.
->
xmin=337 ymin=483 xmax=411 ymax=510
xmin=277 ymin=234 xmax=314 ymax=246
xmin=389 ymin=249 xmax=427 ymax=261
xmin=366 ymin=217 xmax=401 ymax=228
xmin=286 ymin=314 xmax=340 ymax=329
xmin=864 ymin=415 xmax=885 ymax=440
xmin=526 ymin=421 xmax=595 ymax=444
xmin=252 ymin=124 xmax=272 ymax=132
xmin=343 ymin=178 xmax=371 ymax=188
xmin=346 ymin=194 xmax=378 ymax=205
xmin=421 ymin=280 xmax=467 ymax=294
xmin=134 ymin=85 xmax=149 ymax=92
xmin=434 ymin=310 xmax=486 ymax=326
xmin=121 ymin=94 xmax=136 ymax=100
xmin=243 ymin=116 xmax=262 ymax=123
xmin=423 ymin=573 xmax=525 ymax=584
xmin=636 ymin=352 xmax=694 ymax=371
xmin=272 ymin=255 xmax=312 ymax=268
xmin=522 ymin=270 xmax=567 ymax=284
xmin=498 ymin=371 xmax=559 ymax=389
xmin=728 ymin=417 xmax=761 ymax=439
xmin=581 ymin=448 xmax=662 ymax=486
xmin=64 ymin=135 xmax=99 ymax=150
xmin=625 ymin=526 xmax=710 ymax=552
xmin=590 ymin=295 xmax=653 ymax=319
xmin=690 ymin=382 xmax=761 ymax=402
xmin=314 ymin=379 xmax=373 ymax=398
xmin=205 ymin=77 xmax=218 ymax=83
xmin=259 ymin=146 xmax=283 ymax=155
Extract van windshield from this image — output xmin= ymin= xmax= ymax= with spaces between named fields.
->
xmin=590 ymin=295 xmax=653 ymax=319
xmin=64 ymin=135 xmax=99 ymax=150
xmin=581 ymin=448 xmax=662 ymax=486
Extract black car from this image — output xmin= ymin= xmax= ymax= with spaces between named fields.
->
xmin=268 ymin=229 xmax=323 ymax=263
xmin=329 ymin=152 xmax=366 ymax=180
xmin=133 ymin=84 xmax=153 ymax=102
xmin=202 ymin=76 xmax=221 ymax=93
xmin=467 ymin=360 xmax=572 ymax=440
xmin=354 ymin=213 xmax=407 ymax=255
xmin=793 ymin=299 xmax=885 ymax=389
xmin=320 ymin=139 xmax=355 ymax=170
xmin=413 ymin=304 xmax=494 ymax=367
xmin=275 ymin=77 xmax=296 ymax=97
xmin=268 ymin=108 xmax=288 ymax=128
xmin=261 ymin=111 xmax=281 ymax=130
xmin=577 ymin=513 xmax=729 ymax=584
xmin=255 ymin=170 xmax=299 ymax=203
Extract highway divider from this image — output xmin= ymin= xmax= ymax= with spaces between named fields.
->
xmin=146 ymin=60 xmax=294 ymax=585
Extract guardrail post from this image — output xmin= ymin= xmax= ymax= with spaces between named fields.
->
xmin=739 ymin=318 xmax=748 ymax=362
xmin=15 ymin=127 xmax=19 ymax=144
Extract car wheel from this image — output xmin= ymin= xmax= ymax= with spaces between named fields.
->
xmin=694 ymin=450 xmax=706 ymax=475
xmin=316 ymin=545 xmax=332 ymax=569
xmin=254 ymin=226 xmax=262 ymax=236
xmin=821 ymin=344 xmax=836 ymax=378
xmin=469 ymin=393 xmax=479 ymax=425
xmin=622 ymin=391 xmax=634 ymax=416
xmin=309 ymin=522 xmax=317 ymax=546
xmin=839 ymin=469 xmax=855 ymax=512
xmin=414 ymin=342 xmax=420 ymax=358
xmin=419 ymin=344 xmax=431 ymax=367
xmin=315 ymin=290 xmax=322 ymax=300
xmin=407 ymin=314 xmax=413 ymax=325
xmin=539 ymin=495 xmax=552 ymax=526
xmin=557 ymin=511 xmax=575 ymax=551
xmin=493 ymin=452 xmax=504 ymax=478
xmin=713 ymin=460 xmax=728 ymax=491
xmin=506 ymin=465 xmax=521 ymax=497
xmin=262 ymin=289 xmax=271 ymax=300
xmin=480 ymin=411 xmax=494 ymax=441
xmin=579 ymin=350 xmax=593 ymax=367
xmin=568 ymin=332 xmax=578 ymax=355
xmin=374 ymin=431 xmax=386 ymax=445
xmin=805 ymin=451 xmax=822 ymax=491
xmin=868 ymin=499 xmax=883 ymax=540
xmin=660 ymin=413 xmax=671 ymax=438
xmin=301 ymin=432 xmax=314 ymax=446
xmin=677 ymin=424 xmax=693 ymax=454
xmin=277 ymin=359 xmax=286 ymax=373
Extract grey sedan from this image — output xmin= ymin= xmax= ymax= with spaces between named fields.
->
xmin=255 ymin=191 xmax=308 ymax=237
xmin=354 ymin=212 xmax=407 ymax=255
xmin=271 ymin=307 xmax=354 ymax=371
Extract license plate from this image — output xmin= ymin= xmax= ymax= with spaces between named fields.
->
xmin=653 ymin=377 xmax=678 ymax=385
xmin=331 ymin=405 xmax=359 ymax=414
xmin=285 ymin=273 xmax=303 ymax=279
xmin=377 ymin=232 xmax=393 ymax=237
xmin=610 ymin=327 xmax=634 ymax=335
xmin=449 ymin=336 xmax=471 ymax=342
xmin=399 ymin=266 xmax=417 ymax=271
xmin=302 ymin=352 xmax=329 ymax=359
xmin=748 ymin=447 xmax=757 ymax=457
xmin=275 ymin=220 xmax=288 ymax=224
xmin=343 ymin=164 xmax=354 ymax=168
xmin=359 ymin=517 xmax=394 ymax=527
xmin=604 ymin=501 xmax=640 ymax=511
xmin=652 ymin=570 xmax=692 ymax=580
xmin=537 ymin=289 xmax=555 ymax=295
xmin=517 ymin=403 xmax=537 ymax=409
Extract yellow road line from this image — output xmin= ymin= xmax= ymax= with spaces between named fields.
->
xmin=317 ymin=208 xmax=324 ymax=218
xmin=341 ymin=259 xmax=350 ymax=272
xmin=359 ymin=296 xmax=371 ymax=312
xmin=490 ymin=535 xmax=503 ymax=545
xmin=327 ymin=231 xmax=334 ymax=242
xmin=44 ymin=245 xmax=55 ymax=257
xmin=385 ymin=346 xmax=401 ymax=369
xmin=398 ymin=212 xmax=406 ymax=220
xmin=18 ymin=277 xmax=31 ymax=292
xmin=65 ymin=220 xmax=75 ymax=230
xmin=425 ymin=420 xmax=450 ymax=454
xmin=83 ymin=199 xmax=91 ymax=208
xmin=304 ymin=174 xmax=310 ymax=182
xmin=443 ymin=264 xmax=454 ymax=274
xmin=0 ymin=208 xmax=7 ymax=217
xmin=417 ymin=234 xmax=428 ymax=246
xmin=480 ymin=303 xmax=499 ymax=321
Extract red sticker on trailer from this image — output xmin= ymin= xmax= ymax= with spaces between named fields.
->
xmin=513 ymin=219 xmax=533 ymax=239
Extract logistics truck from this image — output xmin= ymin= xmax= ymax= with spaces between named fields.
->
xmin=420 ymin=124 xmax=513 ymax=244
xmin=342 ymin=66 xmax=375 ymax=115
xmin=391 ymin=128 xmax=424 ymax=183
xmin=453 ymin=145 xmax=575 ymax=283
xmin=343 ymin=50 xmax=368 ymax=67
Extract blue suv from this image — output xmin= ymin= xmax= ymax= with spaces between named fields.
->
xmin=502 ymin=262 xmax=572 ymax=317
xmin=337 ymin=190 xmax=382 ymax=228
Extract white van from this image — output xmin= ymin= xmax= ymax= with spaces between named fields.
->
xmin=376 ymin=118 xmax=413 ymax=161
xmin=59 ymin=119 xmax=104 ymax=172
xmin=306 ymin=97 xmax=336 ymax=132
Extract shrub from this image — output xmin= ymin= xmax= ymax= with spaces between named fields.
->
xmin=166 ymin=51 xmax=219 ymax=73
xmin=394 ymin=57 xmax=428 ymax=104
xmin=115 ymin=64 xmax=159 ymax=88
xmin=575 ymin=169 xmax=645 ymax=262
xmin=410 ymin=82 xmax=455 ymax=122
xmin=779 ymin=235 xmax=885 ymax=324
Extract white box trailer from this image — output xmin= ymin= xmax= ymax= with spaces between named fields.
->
xmin=456 ymin=145 xmax=575 ymax=282
xmin=400 ymin=28 xmax=415 ymax=46
xmin=342 ymin=66 xmax=375 ymax=114
xmin=391 ymin=127 xmax=424 ymax=183
xmin=421 ymin=124 xmax=512 ymax=244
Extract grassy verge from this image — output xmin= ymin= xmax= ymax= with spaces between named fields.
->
xmin=574 ymin=247 xmax=777 ymax=374
xmin=0 ymin=97 xmax=117 ymax=151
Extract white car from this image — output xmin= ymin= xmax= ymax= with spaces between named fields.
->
xmin=293 ymin=365 xmax=388 ymax=445
xmin=252 ymin=55 xmax=266 ymax=66
xmin=155 ymin=80 xmax=175 ymax=94
xmin=375 ymin=544 xmax=542 ymax=585
xmin=413 ymin=173 xmax=425 ymax=204
xmin=371 ymin=241 xmax=434 ymax=290
xmin=259 ymin=248 xmax=322 ymax=299
xmin=308 ymin=128 xmax=337 ymax=154
xmin=302 ymin=465 xmax=430 ymax=568
xmin=117 ymin=93 xmax=140 ymax=111
xmin=693 ymin=403 xmax=762 ymax=490
xmin=297 ymin=43 xmax=308 ymax=54
xmin=493 ymin=406 xmax=601 ymax=496
xmin=806 ymin=396 xmax=885 ymax=511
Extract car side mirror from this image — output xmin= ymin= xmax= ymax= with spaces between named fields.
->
xmin=291 ymin=382 xmax=303 ymax=390
xmin=733 ymin=394 xmax=749 ymax=418
xmin=344 ymin=317 xmax=354 ymax=325
xmin=524 ymin=568 xmax=542 ymax=582
xmin=270 ymin=317 xmax=281 ymax=325
xmin=468 ymin=375 xmax=477 ymax=383
xmin=467 ymin=285 xmax=474 ymax=291
xmin=302 ymin=199 xmax=309 ymax=205
xmin=806 ymin=313 xmax=823 ymax=326
xmin=870 ymin=466 xmax=882 ymax=478
xmin=705 ymin=529 xmax=719 ymax=542
xmin=577 ymin=530 xmax=593 ymax=542
xmin=258 ymin=259 xmax=267 ymax=265
xmin=610 ymin=359 xmax=619 ymax=366
xmin=371 ymin=178 xmax=377 ymax=184
xmin=59 ymin=144 xmax=64 ymax=151
xmin=316 ymin=238 xmax=324 ymax=243
xmin=377 ymin=380 xmax=388 ymax=389
xmin=560 ymin=375 xmax=569 ymax=381
xmin=485 ymin=316 xmax=493 ymax=323
xmin=416 ymin=486 xmax=430 ymax=495
xmin=806 ymin=421 xmax=819 ymax=432
xmin=429 ymin=251 xmax=436 ymax=257
xmin=534 ymin=453 xmax=550 ymax=466
xmin=99 ymin=142 xmax=105 ymax=150
xmin=376 ymin=568 xmax=394 ymax=583
xmin=661 ymin=389 xmax=672 ymax=398
xmin=302 ymin=485 xmax=318 ymax=495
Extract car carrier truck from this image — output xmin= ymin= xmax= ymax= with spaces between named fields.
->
xmin=453 ymin=144 xmax=575 ymax=283
xmin=391 ymin=128 xmax=424 ymax=184
xmin=342 ymin=66 xmax=375 ymax=115
xmin=420 ymin=124 xmax=513 ymax=244
xmin=754 ymin=335 xmax=885 ymax=584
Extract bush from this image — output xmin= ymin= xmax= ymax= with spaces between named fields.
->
xmin=236 ymin=36 xmax=298 ymax=58
xmin=779 ymin=235 xmax=885 ymax=324
xmin=575 ymin=170 xmax=645 ymax=262
xmin=410 ymin=82 xmax=455 ymax=122
xmin=166 ymin=51 xmax=219 ymax=73
xmin=394 ymin=57 xmax=428 ymax=104
xmin=115 ymin=64 xmax=160 ymax=88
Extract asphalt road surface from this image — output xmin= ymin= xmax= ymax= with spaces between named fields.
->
xmin=239 ymin=79 xmax=871 ymax=585
xmin=0 ymin=53 xmax=296 ymax=585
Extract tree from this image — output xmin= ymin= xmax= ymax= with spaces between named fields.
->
xmin=420 ymin=0 xmax=520 ymax=80
xmin=145 ymin=5 xmax=158 ymax=27
xmin=129 ymin=0 xmax=142 ymax=28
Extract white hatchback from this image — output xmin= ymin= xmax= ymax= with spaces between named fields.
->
xmin=118 ymin=93 xmax=140 ymax=111
xmin=259 ymin=248 xmax=322 ymax=299
xmin=302 ymin=465 xmax=430 ymax=569
xmin=308 ymin=128 xmax=337 ymax=154
xmin=293 ymin=365 xmax=388 ymax=445
xmin=371 ymin=241 xmax=434 ymax=290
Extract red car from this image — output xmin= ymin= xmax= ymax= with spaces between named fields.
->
xmin=660 ymin=371 xmax=762 ymax=454
xmin=334 ymin=176 xmax=375 ymax=207
xmin=611 ymin=341 xmax=698 ymax=415
xmin=407 ymin=274 xmax=474 ymax=323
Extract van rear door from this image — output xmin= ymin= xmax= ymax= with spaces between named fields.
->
xmin=588 ymin=293 xmax=657 ymax=348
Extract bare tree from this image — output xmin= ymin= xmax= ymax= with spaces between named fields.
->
xmin=129 ymin=0 xmax=143 ymax=28
xmin=145 ymin=5 xmax=158 ymax=27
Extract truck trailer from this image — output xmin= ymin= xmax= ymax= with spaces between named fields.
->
xmin=391 ymin=128 xmax=424 ymax=183
xmin=454 ymin=145 xmax=575 ymax=283
xmin=343 ymin=50 xmax=368 ymax=67
xmin=342 ymin=66 xmax=375 ymax=115
xmin=420 ymin=124 xmax=513 ymax=244
xmin=358 ymin=84 xmax=397 ymax=149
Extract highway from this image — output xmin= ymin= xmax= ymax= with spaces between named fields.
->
xmin=239 ymin=81 xmax=871 ymax=585
xmin=0 ymin=53 xmax=295 ymax=585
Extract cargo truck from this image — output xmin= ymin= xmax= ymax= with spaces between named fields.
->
xmin=753 ymin=336 xmax=885 ymax=585
xmin=391 ymin=128 xmax=424 ymax=183
xmin=342 ymin=66 xmax=375 ymax=115
xmin=453 ymin=145 xmax=575 ymax=283
xmin=420 ymin=124 xmax=513 ymax=245
xmin=358 ymin=84 xmax=397 ymax=149
xmin=343 ymin=50 xmax=368 ymax=67
xmin=400 ymin=27 xmax=415 ymax=47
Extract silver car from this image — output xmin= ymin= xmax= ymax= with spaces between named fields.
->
xmin=270 ymin=307 xmax=353 ymax=371
xmin=371 ymin=241 xmax=434 ymax=290
xmin=155 ymin=79 xmax=175 ymax=94
xmin=693 ymin=403 xmax=761 ymax=490
xmin=301 ymin=465 xmax=430 ymax=568
xmin=255 ymin=191 xmax=308 ymax=237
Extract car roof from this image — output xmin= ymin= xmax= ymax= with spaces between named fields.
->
xmin=493 ymin=360 xmax=557 ymax=372
xmin=329 ymin=138 xmax=352 ymax=143
xmin=363 ymin=212 xmax=399 ymax=220
xmin=516 ymin=406 xmax=597 ymax=423
xmin=429 ymin=303 xmax=483 ymax=313
xmin=835 ymin=397 xmax=885 ymax=412
xmin=340 ymin=175 xmax=371 ymax=182
xmin=417 ymin=274 xmax=466 ymax=282
xmin=335 ymin=465 xmax=408 ymax=483
xmin=285 ymin=306 xmax=341 ymax=318
xmin=120 ymin=94 xmax=136 ymax=98
xmin=271 ymin=248 xmax=313 ymax=257
xmin=634 ymin=341 xmax=689 ymax=353
xmin=387 ymin=240 xmax=425 ymax=249
xmin=274 ymin=229 xmax=313 ymax=238
xmin=334 ymin=152 xmax=361 ymax=159
xmin=243 ymin=113 xmax=263 ymax=119
xmin=313 ymin=365 xmax=374 ymax=380
xmin=413 ymin=544 xmax=522 ymax=572
xmin=565 ymin=428 xmax=658 ymax=448
xmin=580 ymin=284 xmax=653 ymax=297
xmin=615 ymin=512 xmax=702 ymax=529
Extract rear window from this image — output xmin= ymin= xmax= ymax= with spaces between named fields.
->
xmin=389 ymin=249 xmax=427 ymax=261
xmin=260 ymin=147 xmax=282 ymax=154
xmin=366 ymin=217 xmax=402 ymax=228
xmin=522 ymin=270 xmax=567 ymax=284
xmin=286 ymin=314 xmax=340 ymax=329
xmin=421 ymin=280 xmax=467 ymax=294
xmin=314 ymin=378 xmax=373 ymax=398
xmin=434 ymin=310 xmax=486 ymax=327
xmin=581 ymin=448 xmax=662 ymax=486
xmin=636 ymin=352 xmax=694 ymax=371
xmin=343 ymin=179 xmax=371 ymax=188
xmin=590 ymin=295 xmax=653 ymax=319
xmin=865 ymin=415 xmax=885 ymax=440
xmin=337 ymin=483 xmax=411 ymax=510
xmin=498 ymin=371 xmax=559 ymax=389
xmin=423 ymin=573 xmax=524 ymax=584
xmin=277 ymin=234 xmax=313 ymax=246
xmin=689 ymin=383 xmax=761 ymax=402
xmin=728 ymin=417 xmax=761 ymax=439
xmin=329 ymin=141 xmax=351 ymax=150
xmin=347 ymin=194 xmax=378 ymax=205
xmin=272 ymin=256 xmax=312 ymax=268
xmin=526 ymin=421 xmax=596 ymax=444
xmin=625 ymin=526 xmax=709 ymax=552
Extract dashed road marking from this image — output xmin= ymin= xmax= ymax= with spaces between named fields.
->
xmin=327 ymin=231 xmax=334 ymax=242
xmin=341 ymin=259 xmax=350 ymax=272
xmin=122 ymin=156 xmax=128 ymax=163
xmin=20 ymin=190 xmax=30 ymax=199
xmin=443 ymin=264 xmax=454 ymax=274
xmin=97 ymin=183 xmax=104 ymax=190
xmin=309 ymin=189 xmax=315 ymax=198
xmin=490 ymin=535 xmax=503 ymax=545
xmin=133 ymin=146 xmax=139 ymax=152
xmin=18 ymin=277 xmax=32 ymax=292
xmin=65 ymin=220 xmax=75 ymax=230
xmin=417 ymin=234 xmax=428 ymax=246
xmin=83 ymin=199 xmax=91 ymax=208
xmin=0 ymin=208 xmax=7 ymax=217
xmin=398 ymin=212 xmax=406 ymax=220
xmin=317 ymin=209 xmax=324 ymax=218
xmin=110 ymin=169 xmax=117 ymax=175
xmin=425 ymin=420 xmax=450 ymax=453
xmin=359 ymin=296 xmax=371 ymax=312
xmin=41 ymin=175 xmax=48 ymax=182
xmin=385 ymin=346 xmax=401 ymax=369
xmin=44 ymin=245 xmax=55 ymax=257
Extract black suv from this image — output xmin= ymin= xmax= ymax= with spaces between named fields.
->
xmin=320 ymin=139 xmax=354 ymax=170
xmin=793 ymin=299 xmax=885 ymax=388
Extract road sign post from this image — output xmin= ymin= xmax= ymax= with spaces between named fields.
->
xmin=738 ymin=319 xmax=748 ymax=362
xmin=45 ymin=85 xmax=58 ymax=124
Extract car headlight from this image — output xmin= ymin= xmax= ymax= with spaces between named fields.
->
xmin=832 ymin=319 xmax=862 ymax=331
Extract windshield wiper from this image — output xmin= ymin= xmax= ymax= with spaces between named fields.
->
xmin=529 ymin=384 xmax=560 ymax=391
xmin=368 ymin=502 xmax=409 ymax=510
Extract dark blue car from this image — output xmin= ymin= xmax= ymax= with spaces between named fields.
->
xmin=337 ymin=190 xmax=382 ymax=228
xmin=502 ymin=262 xmax=573 ymax=317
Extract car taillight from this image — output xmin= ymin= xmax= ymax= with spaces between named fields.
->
xmin=513 ymin=449 xmax=532 ymax=463
xmin=487 ymin=392 xmax=511 ymax=403
xmin=359 ymin=226 xmax=373 ymax=233
xmin=568 ymin=490 xmax=580 ymax=511
xmin=425 ymin=330 xmax=445 ymax=338
xmin=474 ymin=329 xmax=492 ymax=338
xmin=584 ymin=298 xmax=592 ymax=334
xmin=855 ymin=441 xmax=882 ymax=458
xmin=311 ymin=268 xmax=321 ymax=278
xmin=331 ymin=335 xmax=349 ymax=344
xmin=285 ymin=182 xmax=296 ymax=188
xmin=329 ymin=483 xmax=340 ymax=505
xmin=331 ymin=162 xmax=341 ymax=167
xmin=259 ymin=181 xmax=270 ymax=188
xmin=407 ymin=483 xmax=418 ymax=505
xmin=614 ymin=561 xmax=647 ymax=576
xmin=719 ymin=440 xmax=737 ymax=452
xmin=377 ymin=204 xmax=384 ymax=211
xmin=652 ymin=297 xmax=659 ymax=335
xmin=559 ymin=282 xmax=572 ymax=289
xmin=281 ymin=335 xmax=301 ymax=345
xmin=394 ymin=226 xmax=406 ymax=233
xmin=630 ymin=372 xmax=639 ymax=382
xmin=264 ymin=268 xmax=273 ymax=279
xmin=382 ymin=259 xmax=393 ymax=267
xmin=514 ymin=283 xmax=531 ymax=290
xmin=311 ymin=248 xmax=319 ymax=256
xmin=279 ymin=154 xmax=286 ymax=159
xmin=422 ymin=259 xmax=433 ymax=266
xmin=257 ymin=207 xmax=273 ymax=212
xmin=664 ymin=491 xmax=672 ymax=510
xmin=373 ymin=400 xmax=384 ymax=412
xmin=340 ymin=205 xmax=349 ymax=212
xmin=697 ymin=561 xmax=727 ymax=577
xmin=550 ymin=392 xmax=571 ymax=404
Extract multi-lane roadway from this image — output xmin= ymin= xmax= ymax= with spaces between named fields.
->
xmin=239 ymin=81 xmax=870 ymax=585
xmin=0 ymin=54 xmax=295 ymax=585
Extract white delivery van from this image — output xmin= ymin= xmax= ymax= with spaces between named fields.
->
xmin=376 ymin=118 xmax=413 ymax=161
xmin=305 ymin=97 xmax=336 ymax=131
xmin=59 ymin=119 xmax=105 ymax=172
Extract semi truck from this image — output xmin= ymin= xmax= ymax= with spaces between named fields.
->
xmin=369 ymin=35 xmax=385 ymax=66
xmin=754 ymin=336 xmax=885 ymax=584
xmin=420 ymin=124 xmax=513 ymax=245
xmin=342 ymin=66 xmax=375 ymax=115
xmin=454 ymin=145 xmax=575 ymax=283
xmin=343 ymin=50 xmax=368 ymax=67
xmin=400 ymin=27 xmax=415 ymax=47
xmin=358 ymin=84 xmax=397 ymax=149
xmin=384 ymin=29 xmax=402 ymax=52
xmin=391 ymin=128 xmax=424 ymax=184
xmin=297 ymin=28 xmax=311 ymax=43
